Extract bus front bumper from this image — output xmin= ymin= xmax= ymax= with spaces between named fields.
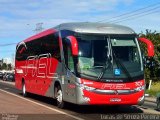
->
xmin=76 ymin=87 xmax=145 ymax=105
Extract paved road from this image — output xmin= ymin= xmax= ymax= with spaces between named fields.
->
xmin=0 ymin=80 xmax=160 ymax=120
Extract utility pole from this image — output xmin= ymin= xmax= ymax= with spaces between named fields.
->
xmin=12 ymin=53 xmax=15 ymax=70
xmin=34 ymin=22 xmax=44 ymax=33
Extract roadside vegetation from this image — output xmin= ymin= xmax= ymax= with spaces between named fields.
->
xmin=140 ymin=30 xmax=160 ymax=97
xmin=146 ymin=82 xmax=160 ymax=97
xmin=140 ymin=30 xmax=160 ymax=83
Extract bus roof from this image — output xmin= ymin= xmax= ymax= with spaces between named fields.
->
xmin=55 ymin=22 xmax=135 ymax=34
xmin=19 ymin=22 xmax=135 ymax=45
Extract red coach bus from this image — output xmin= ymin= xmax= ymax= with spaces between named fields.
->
xmin=15 ymin=22 xmax=154 ymax=108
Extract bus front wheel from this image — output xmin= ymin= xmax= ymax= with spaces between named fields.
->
xmin=55 ymin=86 xmax=65 ymax=108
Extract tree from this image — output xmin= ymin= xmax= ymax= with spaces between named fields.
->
xmin=139 ymin=30 xmax=160 ymax=82
xmin=7 ymin=64 xmax=12 ymax=70
xmin=1 ymin=63 xmax=7 ymax=70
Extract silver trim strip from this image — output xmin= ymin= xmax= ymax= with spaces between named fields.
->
xmin=91 ymin=89 xmax=137 ymax=95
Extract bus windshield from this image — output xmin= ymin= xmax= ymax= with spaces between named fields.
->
xmin=76 ymin=34 xmax=143 ymax=82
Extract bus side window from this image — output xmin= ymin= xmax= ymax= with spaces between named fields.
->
xmin=16 ymin=44 xmax=28 ymax=61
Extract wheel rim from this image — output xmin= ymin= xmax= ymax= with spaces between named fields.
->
xmin=23 ymin=84 xmax=26 ymax=95
xmin=56 ymin=89 xmax=62 ymax=103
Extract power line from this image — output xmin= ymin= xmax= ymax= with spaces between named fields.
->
xmin=0 ymin=43 xmax=17 ymax=46
xmin=0 ymin=50 xmax=15 ymax=53
xmin=110 ymin=8 xmax=160 ymax=24
xmin=97 ymin=1 xmax=160 ymax=23
xmin=107 ymin=6 xmax=160 ymax=23
xmin=0 ymin=23 xmax=44 ymax=47
xmin=1 ymin=3 xmax=160 ymax=48
xmin=34 ymin=22 xmax=44 ymax=33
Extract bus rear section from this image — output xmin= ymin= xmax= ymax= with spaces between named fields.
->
xmin=15 ymin=29 xmax=62 ymax=96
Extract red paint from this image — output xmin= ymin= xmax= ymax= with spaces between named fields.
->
xmin=23 ymin=29 xmax=56 ymax=43
xmin=15 ymin=57 xmax=58 ymax=96
xmin=67 ymin=36 xmax=79 ymax=56
xmin=15 ymin=25 xmax=148 ymax=106
xmin=138 ymin=37 xmax=154 ymax=57
xmin=68 ymin=84 xmax=76 ymax=89
xmin=81 ymin=79 xmax=144 ymax=90
xmin=81 ymin=78 xmax=145 ymax=105
xmin=19 ymin=47 xmax=26 ymax=54
xmin=15 ymin=28 xmax=58 ymax=96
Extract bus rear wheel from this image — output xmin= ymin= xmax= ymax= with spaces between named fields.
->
xmin=55 ymin=86 xmax=65 ymax=108
xmin=22 ymin=82 xmax=27 ymax=97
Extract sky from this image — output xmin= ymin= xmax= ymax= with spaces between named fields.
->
xmin=0 ymin=0 xmax=160 ymax=62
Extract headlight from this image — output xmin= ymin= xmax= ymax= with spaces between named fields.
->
xmin=83 ymin=85 xmax=96 ymax=91
xmin=78 ymin=83 xmax=96 ymax=91
xmin=134 ymin=85 xmax=145 ymax=92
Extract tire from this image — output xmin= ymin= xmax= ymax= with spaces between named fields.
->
xmin=22 ymin=82 xmax=27 ymax=97
xmin=55 ymin=86 xmax=65 ymax=108
xmin=157 ymin=100 xmax=160 ymax=111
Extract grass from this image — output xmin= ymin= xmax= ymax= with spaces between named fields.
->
xmin=146 ymin=82 xmax=160 ymax=97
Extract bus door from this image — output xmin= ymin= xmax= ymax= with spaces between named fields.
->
xmin=63 ymin=39 xmax=77 ymax=103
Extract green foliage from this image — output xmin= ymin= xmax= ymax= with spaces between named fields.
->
xmin=1 ymin=63 xmax=7 ymax=70
xmin=7 ymin=64 xmax=12 ymax=70
xmin=146 ymin=82 xmax=160 ymax=97
xmin=139 ymin=30 xmax=160 ymax=82
xmin=0 ymin=63 xmax=12 ymax=70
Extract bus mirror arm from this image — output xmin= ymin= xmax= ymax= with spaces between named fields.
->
xmin=66 ymin=36 xmax=79 ymax=56
xmin=141 ymin=51 xmax=146 ymax=65
xmin=138 ymin=37 xmax=154 ymax=57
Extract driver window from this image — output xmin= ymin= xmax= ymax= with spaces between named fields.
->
xmin=68 ymin=47 xmax=75 ymax=72
xmin=63 ymin=41 xmax=75 ymax=73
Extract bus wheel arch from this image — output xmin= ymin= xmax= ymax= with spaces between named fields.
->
xmin=54 ymin=81 xmax=65 ymax=108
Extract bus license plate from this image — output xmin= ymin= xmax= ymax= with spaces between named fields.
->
xmin=110 ymin=98 xmax=121 ymax=102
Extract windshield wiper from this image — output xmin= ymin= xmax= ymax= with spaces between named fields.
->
xmin=97 ymin=38 xmax=112 ymax=80
xmin=97 ymin=60 xmax=110 ymax=80
xmin=112 ymin=49 xmax=133 ymax=81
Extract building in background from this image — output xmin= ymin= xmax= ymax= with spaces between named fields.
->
xmin=2 ymin=58 xmax=12 ymax=64
xmin=0 ymin=58 xmax=13 ymax=70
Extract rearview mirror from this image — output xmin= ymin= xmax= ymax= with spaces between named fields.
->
xmin=66 ymin=36 xmax=79 ymax=56
xmin=138 ymin=37 xmax=154 ymax=57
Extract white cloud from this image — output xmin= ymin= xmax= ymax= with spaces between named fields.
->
xmin=0 ymin=0 xmax=159 ymax=38
xmin=0 ymin=0 xmax=135 ymax=40
xmin=0 ymin=0 xmax=134 ymax=19
xmin=1 ymin=0 xmax=160 ymax=60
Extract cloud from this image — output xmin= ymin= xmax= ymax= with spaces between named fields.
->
xmin=0 ymin=0 xmax=135 ymax=40
xmin=1 ymin=0 xmax=159 ymax=38
xmin=1 ymin=0 xmax=160 ymax=60
xmin=0 ymin=0 xmax=134 ymax=19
